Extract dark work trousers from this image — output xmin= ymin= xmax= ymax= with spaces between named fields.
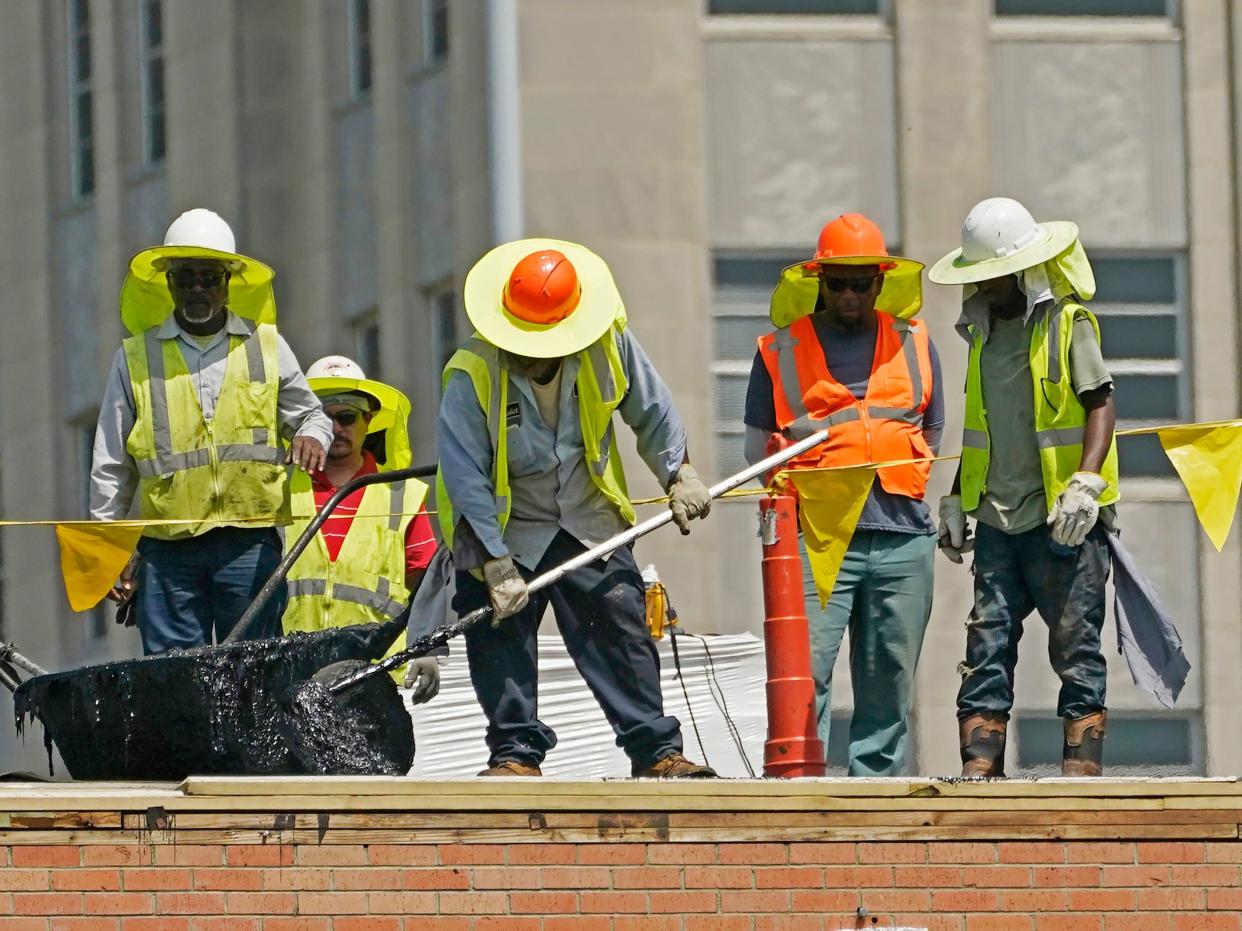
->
xmin=134 ymin=526 xmax=286 ymax=655
xmin=956 ymin=521 xmax=1110 ymax=721
xmin=454 ymin=530 xmax=683 ymax=769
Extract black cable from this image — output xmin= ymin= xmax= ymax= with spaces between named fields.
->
xmin=685 ymin=631 xmax=756 ymax=777
xmin=668 ymin=627 xmax=710 ymax=768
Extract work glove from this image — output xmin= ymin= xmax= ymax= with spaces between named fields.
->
xmin=1046 ymin=471 xmax=1109 ymax=548
xmin=938 ymin=495 xmax=974 ymax=564
xmin=107 ymin=553 xmax=142 ymax=606
xmin=403 ymin=657 xmax=441 ymax=704
xmin=667 ymin=464 xmax=711 ymax=535
xmin=483 ymin=555 xmax=529 ymax=625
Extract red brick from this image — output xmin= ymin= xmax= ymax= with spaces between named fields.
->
xmin=613 ymin=919 xmax=682 ymax=931
xmin=999 ymin=842 xmax=1067 ymax=864
xmin=190 ymin=869 xmax=262 ymax=891
xmin=1106 ymin=917 xmax=1171 ymax=931
xmin=326 ymin=869 xmax=404 ymax=891
xmin=755 ymin=919 xmax=826 ymax=931
xmin=222 ymin=892 xmax=296 ymax=914
xmin=1208 ymin=887 xmax=1242 ymax=910
xmin=895 ymin=866 xmax=963 ymax=887
xmin=288 ymin=847 xmax=356 ymax=867
xmin=436 ymin=892 xmax=507 ymax=915
xmin=720 ymin=890 xmax=791 ymax=913
xmin=822 ymin=866 xmax=893 ymax=888
xmin=1032 ymin=865 xmax=1100 ymax=887
xmin=1069 ymin=888 xmax=1138 ymax=911
xmin=859 ymin=842 xmax=926 ymax=865
xmin=1101 ymin=865 xmax=1169 ymax=887
xmin=122 ymin=869 xmax=192 ymax=891
xmin=334 ymin=921 xmax=402 ymax=931
xmin=405 ymin=921 xmax=470 ymax=931
xmin=578 ymin=891 xmax=648 ymax=913
xmin=401 ymin=868 xmax=469 ymax=891
xmin=12 ymin=893 xmax=81 ymax=915
xmin=717 ymin=844 xmax=786 ymax=866
xmin=255 ymin=921 xmax=330 ymax=931
xmin=437 ymin=845 xmax=507 ymax=866
xmin=612 ymin=867 xmax=683 ymax=889
xmin=970 ymin=920 xmax=1034 ymax=931
xmin=959 ymin=865 xmax=1032 ymax=888
xmin=894 ymin=916 xmax=964 ymax=931
xmin=1137 ymin=887 xmax=1208 ymax=910
xmin=12 ymin=847 xmax=80 ymax=868
xmin=1037 ymin=918 xmax=1102 ymax=931
xmin=53 ymin=872 xmax=120 ymax=893
xmin=649 ymin=890 xmax=717 ymax=913
xmin=81 ymin=893 xmax=154 ymax=915
xmin=1171 ymin=865 xmax=1240 ymax=886
xmin=155 ymin=847 xmax=222 ymax=867
xmin=685 ymin=918 xmax=752 ymax=931
xmin=1138 ymin=842 xmax=1206 ymax=864
xmin=647 ymin=844 xmax=717 ymax=865
xmin=366 ymin=846 xmax=437 ymax=866
xmin=191 ymin=921 xmax=257 ymax=931
xmin=0 ymin=872 xmax=49 ymax=892
xmin=1173 ymin=917 xmax=1242 ymax=931
xmin=226 ymin=847 xmax=293 ymax=868
xmin=932 ymin=889 xmax=1001 ymax=912
xmin=859 ymin=890 xmax=931 ymax=912
xmin=683 ymin=867 xmax=753 ymax=889
xmin=466 ymin=867 xmax=541 ymax=890
xmin=505 ymin=845 xmax=577 ymax=865
xmin=363 ymin=892 xmax=436 ymax=915
xmin=1066 ymin=843 xmax=1134 ymax=864
xmin=509 ymin=891 xmax=576 ymax=914
xmin=929 ymin=843 xmax=998 ymax=864
xmin=0 ymin=920 xmax=47 ymax=931
xmin=790 ymin=890 xmax=858 ymax=912
xmin=289 ymin=892 xmax=367 ymax=915
xmin=577 ymin=844 xmax=645 ymax=865
xmin=49 ymin=921 xmax=120 ymax=931
xmin=999 ymin=890 xmax=1068 ymax=912
xmin=260 ymin=869 xmax=332 ymax=891
xmin=82 ymin=848 xmax=150 ymax=868
xmin=539 ymin=868 xmax=611 ymax=890
xmin=788 ymin=843 xmax=856 ymax=865
xmin=755 ymin=867 xmax=824 ymax=889
xmin=1205 ymin=842 xmax=1242 ymax=863
xmin=473 ymin=920 xmax=540 ymax=931
xmin=539 ymin=919 xmax=611 ymax=931
xmin=153 ymin=893 xmax=225 ymax=914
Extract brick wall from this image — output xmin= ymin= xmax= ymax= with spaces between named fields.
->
xmin=2 ymin=839 xmax=1240 ymax=929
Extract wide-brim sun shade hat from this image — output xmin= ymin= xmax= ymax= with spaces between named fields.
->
xmin=929 ymin=197 xmax=1080 ymax=286
xmin=464 ymin=238 xmax=626 ymax=359
xmin=769 ymin=213 xmax=924 ymax=328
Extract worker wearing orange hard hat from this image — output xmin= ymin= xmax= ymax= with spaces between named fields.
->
xmin=435 ymin=238 xmax=714 ymax=779
xmin=743 ymin=213 xmax=945 ymax=776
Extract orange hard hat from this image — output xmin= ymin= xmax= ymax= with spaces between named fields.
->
xmin=502 ymin=250 xmax=582 ymax=326
xmin=813 ymin=213 xmax=892 ymax=263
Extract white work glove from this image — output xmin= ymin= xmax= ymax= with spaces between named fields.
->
xmin=1046 ymin=471 xmax=1109 ymax=548
xmin=483 ymin=555 xmax=529 ymax=625
xmin=403 ymin=657 xmax=441 ymax=704
xmin=938 ymin=495 xmax=974 ymax=564
xmin=667 ymin=464 xmax=711 ymax=535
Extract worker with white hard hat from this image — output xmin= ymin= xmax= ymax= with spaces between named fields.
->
xmin=281 ymin=356 xmax=441 ymax=703
xmin=90 ymin=208 xmax=333 ymax=654
xmin=929 ymin=197 xmax=1119 ymax=777
xmin=436 ymin=239 xmax=714 ymax=778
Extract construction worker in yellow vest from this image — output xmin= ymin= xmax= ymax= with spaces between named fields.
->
xmin=281 ymin=356 xmax=440 ymax=700
xmin=90 ymin=209 xmax=333 ymax=655
xmin=436 ymin=239 xmax=714 ymax=778
xmin=930 ymin=198 xmax=1120 ymax=778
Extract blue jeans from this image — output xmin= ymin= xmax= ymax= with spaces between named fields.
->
xmin=804 ymin=530 xmax=935 ymax=776
xmin=134 ymin=527 xmax=286 ymax=655
xmin=956 ymin=522 xmax=1109 ymax=721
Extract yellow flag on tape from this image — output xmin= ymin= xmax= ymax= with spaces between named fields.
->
xmin=55 ymin=523 xmax=143 ymax=612
xmin=785 ymin=466 xmax=877 ymax=608
xmin=1158 ymin=420 xmax=1242 ymax=552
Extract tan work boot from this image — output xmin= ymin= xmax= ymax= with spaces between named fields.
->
xmin=633 ymin=752 xmax=717 ymax=779
xmin=477 ymin=760 xmax=542 ymax=777
xmin=959 ymin=712 xmax=1008 ymax=777
xmin=1062 ymin=710 xmax=1106 ymax=777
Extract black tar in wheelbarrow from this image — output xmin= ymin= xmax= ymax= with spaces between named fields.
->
xmin=4 ymin=432 xmax=827 ymax=780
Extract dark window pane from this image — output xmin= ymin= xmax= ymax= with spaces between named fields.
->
xmin=1117 ymin=432 xmax=1175 ymax=478
xmin=145 ymin=0 xmax=162 ymax=48
xmin=429 ymin=0 xmax=449 ymax=60
xmin=1097 ymin=315 xmax=1177 ymax=360
xmin=75 ymin=33 xmax=92 ymax=80
xmin=147 ymin=61 xmax=164 ymax=106
xmin=1017 ymin=715 xmax=1191 ymax=767
xmin=357 ymin=320 xmax=381 ymax=379
xmin=73 ymin=0 xmax=90 ymax=28
xmin=354 ymin=0 xmax=370 ymax=34
xmin=78 ymin=145 xmax=95 ymax=196
xmin=76 ymin=90 xmax=93 ymax=139
xmin=713 ymin=256 xmax=798 ymax=288
xmin=1092 ymin=256 xmax=1177 ymax=304
xmin=1112 ymin=374 xmax=1180 ymax=421
xmin=996 ymin=0 xmax=1166 ymax=13
xmin=357 ymin=46 xmax=372 ymax=92
xmin=709 ymin=0 xmax=880 ymax=12
xmin=149 ymin=110 xmax=166 ymax=162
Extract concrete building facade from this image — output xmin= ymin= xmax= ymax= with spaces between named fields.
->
xmin=0 ymin=0 xmax=1238 ymax=777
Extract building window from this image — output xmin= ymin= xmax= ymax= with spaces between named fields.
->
xmin=1091 ymin=254 xmax=1187 ymax=478
xmin=431 ymin=288 xmax=458 ymax=380
xmin=1015 ymin=714 xmax=1200 ymax=775
xmin=994 ymin=0 xmax=1171 ymax=15
xmin=352 ymin=310 xmax=381 ymax=379
xmin=139 ymin=0 xmax=165 ymax=164
xmin=347 ymin=0 xmax=373 ymax=99
xmin=67 ymin=0 xmax=95 ymax=198
xmin=707 ymin=0 xmax=882 ymax=13
xmin=426 ymin=0 xmax=449 ymax=63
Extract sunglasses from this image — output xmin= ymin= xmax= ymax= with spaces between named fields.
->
xmin=326 ymin=409 xmax=366 ymax=427
xmin=823 ymin=276 xmax=879 ymax=294
xmin=169 ymin=268 xmax=227 ymax=289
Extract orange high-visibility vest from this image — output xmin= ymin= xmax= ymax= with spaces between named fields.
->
xmin=757 ymin=312 xmax=934 ymax=499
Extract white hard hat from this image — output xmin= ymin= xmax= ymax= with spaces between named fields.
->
xmin=163 ymin=208 xmax=237 ymax=254
xmin=306 ymin=355 xmax=367 ymax=380
xmin=929 ymin=197 xmax=1079 ymax=286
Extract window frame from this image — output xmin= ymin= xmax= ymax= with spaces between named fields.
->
xmin=993 ymin=0 xmax=1176 ymax=18
xmin=138 ymin=0 xmax=166 ymax=166
xmin=351 ymin=309 xmax=382 ymax=380
xmin=347 ymin=0 xmax=373 ymax=100
xmin=425 ymin=0 xmax=449 ymax=64
xmin=66 ymin=0 xmax=95 ymax=199
xmin=704 ymin=0 xmax=890 ymax=16
xmin=429 ymin=285 xmax=458 ymax=384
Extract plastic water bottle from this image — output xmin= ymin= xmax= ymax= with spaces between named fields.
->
xmin=641 ymin=564 xmax=659 ymax=588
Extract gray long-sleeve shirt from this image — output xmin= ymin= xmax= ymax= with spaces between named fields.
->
xmin=436 ymin=326 xmax=687 ymax=571
xmin=90 ymin=311 xmax=334 ymax=521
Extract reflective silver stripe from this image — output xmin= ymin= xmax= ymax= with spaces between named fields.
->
xmin=892 ymin=319 xmax=924 ymax=404
xmin=586 ymin=339 xmax=619 ymax=472
xmin=1036 ymin=426 xmax=1085 ymax=449
xmin=145 ymin=329 xmax=174 ymax=458
xmin=287 ymin=579 xmax=327 ymax=598
xmin=1045 ymin=305 xmax=1062 ymax=385
xmin=867 ymin=406 xmax=924 ymax=426
xmin=242 ymin=320 xmax=266 ymax=383
xmin=218 ymin=443 xmax=283 ymax=464
xmin=253 ymin=427 xmax=269 ymax=445
xmin=824 ymin=408 xmax=861 ymax=427
xmin=389 ymin=481 xmax=405 ymax=532
xmin=333 ymin=582 xmax=406 ymax=619
xmin=786 ymin=415 xmax=819 ymax=440
xmin=134 ymin=448 xmax=213 ymax=478
xmin=592 ymin=425 xmax=613 ymax=477
xmin=772 ymin=328 xmax=810 ymax=426
xmin=962 ymin=429 xmax=989 ymax=450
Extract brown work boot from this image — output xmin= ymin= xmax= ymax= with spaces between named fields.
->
xmin=959 ymin=712 xmax=1008 ymax=777
xmin=1062 ymin=710 xmax=1106 ymax=777
xmin=633 ymin=752 xmax=717 ymax=779
xmin=477 ymin=760 xmax=542 ymax=777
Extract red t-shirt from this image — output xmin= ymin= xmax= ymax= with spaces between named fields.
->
xmin=310 ymin=452 xmax=437 ymax=576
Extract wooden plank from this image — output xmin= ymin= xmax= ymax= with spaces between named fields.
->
xmin=0 ymin=811 xmax=122 ymax=829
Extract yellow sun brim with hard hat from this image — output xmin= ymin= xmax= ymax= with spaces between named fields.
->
xmin=769 ymin=253 xmax=925 ymax=329
xmin=464 ymin=238 xmax=626 ymax=359
xmin=928 ymin=219 xmax=1080 ymax=286
xmin=310 ymin=375 xmax=413 ymax=471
